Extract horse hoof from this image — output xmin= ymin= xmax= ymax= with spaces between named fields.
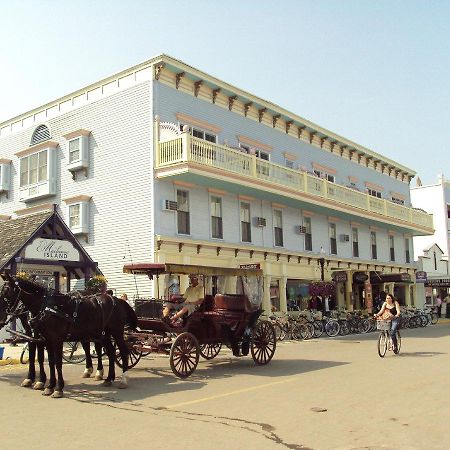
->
xmin=102 ymin=380 xmax=112 ymax=387
xmin=82 ymin=368 xmax=93 ymax=378
xmin=21 ymin=379 xmax=33 ymax=388
xmin=43 ymin=388 xmax=54 ymax=396
xmin=51 ymin=390 xmax=64 ymax=399
xmin=94 ymin=369 xmax=104 ymax=381
xmin=118 ymin=374 xmax=128 ymax=389
xmin=33 ymin=381 xmax=45 ymax=390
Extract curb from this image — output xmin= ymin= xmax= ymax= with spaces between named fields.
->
xmin=0 ymin=358 xmax=22 ymax=366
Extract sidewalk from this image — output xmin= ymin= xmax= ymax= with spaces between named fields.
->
xmin=0 ymin=341 xmax=25 ymax=365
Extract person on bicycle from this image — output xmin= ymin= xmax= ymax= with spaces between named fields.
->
xmin=374 ymin=293 xmax=401 ymax=352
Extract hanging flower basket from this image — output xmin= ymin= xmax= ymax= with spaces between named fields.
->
xmin=85 ymin=275 xmax=107 ymax=294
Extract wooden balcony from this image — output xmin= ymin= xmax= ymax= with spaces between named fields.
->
xmin=155 ymin=134 xmax=434 ymax=235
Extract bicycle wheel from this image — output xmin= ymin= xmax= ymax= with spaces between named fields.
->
xmin=431 ymin=312 xmax=439 ymax=325
xmin=394 ymin=331 xmax=401 ymax=354
xmin=20 ymin=344 xmax=29 ymax=365
xmin=361 ymin=318 xmax=371 ymax=334
xmin=339 ymin=320 xmax=350 ymax=335
xmin=377 ymin=332 xmax=388 ymax=358
xmin=325 ymin=320 xmax=340 ymax=337
xmin=62 ymin=341 xmax=86 ymax=364
xmin=313 ymin=320 xmax=324 ymax=338
xmin=274 ymin=323 xmax=284 ymax=341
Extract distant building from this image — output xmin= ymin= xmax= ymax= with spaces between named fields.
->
xmin=0 ymin=54 xmax=434 ymax=311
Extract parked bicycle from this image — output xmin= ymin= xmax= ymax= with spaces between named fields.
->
xmin=376 ymin=320 xmax=401 ymax=358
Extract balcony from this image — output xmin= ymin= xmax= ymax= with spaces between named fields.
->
xmin=155 ymin=134 xmax=434 ymax=235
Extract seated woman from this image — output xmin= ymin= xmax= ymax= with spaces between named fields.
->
xmin=163 ymin=275 xmax=203 ymax=324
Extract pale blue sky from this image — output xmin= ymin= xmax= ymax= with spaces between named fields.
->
xmin=1 ymin=0 xmax=449 ymax=185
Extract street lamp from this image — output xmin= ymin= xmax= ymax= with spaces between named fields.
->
xmin=318 ymin=246 xmax=326 ymax=281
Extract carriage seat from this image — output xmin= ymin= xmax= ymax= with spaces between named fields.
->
xmin=213 ymin=294 xmax=255 ymax=313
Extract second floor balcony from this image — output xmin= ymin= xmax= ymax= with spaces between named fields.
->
xmin=155 ymin=134 xmax=434 ymax=236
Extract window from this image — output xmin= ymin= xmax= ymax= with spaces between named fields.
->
xmin=352 ymin=227 xmax=359 ymax=257
xmin=181 ymin=124 xmax=217 ymax=143
xmin=273 ymin=210 xmax=283 ymax=247
xmin=20 ymin=150 xmax=47 ymax=187
xmin=304 ymin=217 xmax=312 ymax=251
xmin=239 ymin=144 xmax=270 ymax=176
xmin=64 ymin=196 xmax=91 ymax=235
xmin=371 ymin=231 xmax=377 ymax=259
xmin=240 ymin=202 xmax=251 ymax=243
xmin=69 ymin=204 xmax=81 ymax=228
xmin=314 ymin=170 xmax=335 ymax=183
xmin=63 ymin=130 xmax=90 ymax=176
xmin=211 ymin=196 xmax=223 ymax=239
xmin=368 ymin=188 xmax=382 ymax=198
xmin=329 ymin=223 xmax=337 ymax=255
xmin=405 ymin=238 xmax=410 ymax=263
xmin=389 ymin=235 xmax=395 ymax=261
xmin=285 ymin=159 xmax=294 ymax=169
xmin=177 ymin=190 xmax=190 ymax=235
xmin=391 ymin=196 xmax=405 ymax=205
xmin=69 ymin=139 xmax=80 ymax=163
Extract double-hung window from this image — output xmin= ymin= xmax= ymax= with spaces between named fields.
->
xmin=211 ymin=196 xmax=223 ymax=239
xmin=273 ymin=210 xmax=283 ymax=247
xmin=352 ymin=227 xmax=359 ymax=257
xmin=329 ymin=223 xmax=337 ymax=255
xmin=389 ymin=235 xmax=395 ymax=261
xmin=313 ymin=170 xmax=335 ymax=183
xmin=304 ymin=217 xmax=312 ymax=251
xmin=240 ymin=144 xmax=270 ymax=177
xmin=240 ymin=202 xmax=251 ymax=243
xmin=177 ymin=190 xmax=190 ymax=235
xmin=368 ymin=188 xmax=382 ymax=199
xmin=181 ymin=124 xmax=217 ymax=143
xmin=371 ymin=231 xmax=377 ymax=259
xmin=64 ymin=195 xmax=91 ymax=235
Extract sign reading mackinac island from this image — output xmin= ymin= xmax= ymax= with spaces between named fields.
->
xmin=25 ymin=238 xmax=80 ymax=262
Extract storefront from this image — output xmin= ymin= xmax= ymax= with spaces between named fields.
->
xmin=0 ymin=207 xmax=99 ymax=293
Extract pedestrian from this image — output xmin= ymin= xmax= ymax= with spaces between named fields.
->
xmin=435 ymin=294 xmax=442 ymax=318
xmin=120 ymin=293 xmax=129 ymax=303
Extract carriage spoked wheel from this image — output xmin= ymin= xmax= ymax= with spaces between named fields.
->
xmin=170 ymin=332 xmax=200 ymax=378
xmin=250 ymin=320 xmax=276 ymax=365
xmin=114 ymin=342 xmax=142 ymax=369
xmin=199 ymin=343 xmax=222 ymax=360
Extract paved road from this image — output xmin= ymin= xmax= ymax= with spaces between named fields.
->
xmin=1 ymin=324 xmax=449 ymax=450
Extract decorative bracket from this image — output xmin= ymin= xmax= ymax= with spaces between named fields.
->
xmin=212 ymin=88 xmax=221 ymax=104
xmin=272 ymin=115 xmax=281 ymax=128
xmin=264 ymin=252 xmax=268 ymax=260
xmin=178 ymin=242 xmax=183 ymax=252
xmin=309 ymin=132 xmax=316 ymax=144
xmin=155 ymin=63 xmax=165 ymax=80
xmin=308 ymin=258 xmax=311 ymax=265
xmin=234 ymin=249 xmax=239 ymax=257
xmin=244 ymin=102 xmax=252 ymax=117
xmin=157 ymin=240 xmax=163 ymax=251
xmin=197 ymin=244 xmax=201 ymax=254
xmin=298 ymin=126 xmax=306 ymax=139
xmin=258 ymin=108 xmax=267 ymax=123
xmin=194 ymin=80 xmax=203 ymax=97
xmin=287 ymin=255 xmax=291 ymax=262
xmin=228 ymin=95 xmax=237 ymax=111
xmin=297 ymin=256 xmax=302 ymax=263
xmin=175 ymin=72 xmax=185 ymax=89
xmin=216 ymin=246 xmax=221 ymax=256
xmin=285 ymin=121 xmax=293 ymax=134
xmin=250 ymin=250 xmax=254 ymax=259
xmin=276 ymin=253 xmax=280 ymax=261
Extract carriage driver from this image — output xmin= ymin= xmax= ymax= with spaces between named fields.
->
xmin=162 ymin=274 xmax=204 ymax=323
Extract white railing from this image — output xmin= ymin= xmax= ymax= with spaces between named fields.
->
xmin=157 ymin=134 xmax=434 ymax=230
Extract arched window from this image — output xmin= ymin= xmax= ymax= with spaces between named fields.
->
xmin=31 ymin=125 xmax=50 ymax=146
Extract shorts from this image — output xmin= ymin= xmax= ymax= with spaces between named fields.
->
xmin=163 ymin=301 xmax=183 ymax=312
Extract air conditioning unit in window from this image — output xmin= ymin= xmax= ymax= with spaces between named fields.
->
xmin=340 ymin=234 xmax=350 ymax=242
xmin=255 ymin=217 xmax=266 ymax=227
xmin=162 ymin=200 xmax=178 ymax=212
xmin=296 ymin=225 xmax=307 ymax=234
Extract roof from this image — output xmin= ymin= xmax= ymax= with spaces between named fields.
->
xmin=0 ymin=211 xmax=53 ymax=270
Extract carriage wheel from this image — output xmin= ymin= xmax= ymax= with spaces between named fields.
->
xmin=115 ymin=342 xmax=142 ymax=369
xmin=170 ymin=332 xmax=199 ymax=378
xmin=200 ymin=343 xmax=222 ymax=360
xmin=250 ymin=320 xmax=276 ymax=366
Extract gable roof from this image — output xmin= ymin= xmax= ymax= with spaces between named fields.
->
xmin=0 ymin=211 xmax=53 ymax=270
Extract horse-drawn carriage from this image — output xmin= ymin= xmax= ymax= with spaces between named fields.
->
xmin=120 ymin=263 xmax=276 ymax=378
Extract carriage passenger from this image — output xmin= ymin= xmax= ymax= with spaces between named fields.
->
xmin=162 ymin=275 xmax=203 ymax=324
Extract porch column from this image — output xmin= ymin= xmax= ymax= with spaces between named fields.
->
xmin=262 ymin=275 xmax=272 ymax=315
xmin=345 ymin=276 xmax=352 ymax=310
xmin=404 ymin=283 xmax=411 ymax=307
xmin=279 ymin=276 xmax=288 ymax=313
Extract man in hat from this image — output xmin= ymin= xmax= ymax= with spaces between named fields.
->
xmin=163 ymin=274 xmax=204 ymax=323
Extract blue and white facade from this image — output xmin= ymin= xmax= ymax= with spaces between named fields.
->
xmin=0 ymin=54 xmax=434 ymax=311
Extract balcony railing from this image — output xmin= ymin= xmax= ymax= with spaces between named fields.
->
xmin=157 ymin=134 xmax=434 ymax=231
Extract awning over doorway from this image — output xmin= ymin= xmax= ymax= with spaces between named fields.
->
xmin=370 ymin=272 xmax=412 ymax=284
xmin=0 ymin=207 xmax=98 ymax=285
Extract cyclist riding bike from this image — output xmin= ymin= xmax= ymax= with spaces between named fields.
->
xmin=374 ymin=293 xmax=401 ymax=353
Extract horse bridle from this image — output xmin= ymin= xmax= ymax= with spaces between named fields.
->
xmin=1 ymin=280 xmax=34 ymax=318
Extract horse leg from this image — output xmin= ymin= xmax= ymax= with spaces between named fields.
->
xmin=43 ymin=342 xmax=56 ymax=396
xmin=33 ymin=342 xmax=47 ymax=390
xmin=93 ymin=342 xmax=104 ymax=381
xmin=101 ymin=337 xmax=115 ymax=387
xmin=114 ymin=334 xmax=129 ymax=389
xmin=22 ymin=340 xmax=36 ymax=387
xmin=51 ymin=339 xmax=64 ymax=398
xmin=81 ymin=341 xmax=94 ymax=378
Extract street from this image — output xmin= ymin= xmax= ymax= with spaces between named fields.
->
xmin=1 ymin=323 xmax=449 ymax=450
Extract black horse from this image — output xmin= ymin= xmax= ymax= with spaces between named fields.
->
xmin=1 ymin=273 xmax=137 ymax=398
xmin=0 ymin=276 xmax=108 ymax=388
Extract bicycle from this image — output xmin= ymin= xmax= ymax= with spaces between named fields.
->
xmin=377 ymin=320 xmax=401 ymax=358
xmin=20 ymin=342 xmax=29 ymax=365
xmin=62 ymin=341 xmax=106 ymax=364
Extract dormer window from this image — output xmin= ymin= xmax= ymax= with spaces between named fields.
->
xmin=63 ymin=129 xmax=90 ymax=178
xmin=16 ymin=142 xmax=58 ymax=202
xmin=0 ymin=159 xmax=11 ymax=197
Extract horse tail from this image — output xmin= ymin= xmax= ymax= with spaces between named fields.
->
xmin=120 ymin=301 xmax=138 ymax=330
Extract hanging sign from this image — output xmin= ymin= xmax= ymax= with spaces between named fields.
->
xmin=332 ymin=271 xmax=347 ymax=283
xmin=25 ymin=238 xmax=80 ymax=262
xmin=415 ymin=271 xmax=427 ymax=283
xmin=240 ymin=263 xmax=261 ymax=269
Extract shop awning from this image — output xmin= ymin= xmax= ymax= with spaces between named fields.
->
xmin=370 ymin=272 xmax=413 ymax=284
xmin=426 ymin=278 xmax=450 ymax=287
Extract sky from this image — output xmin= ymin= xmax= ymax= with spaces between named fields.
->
xmin=1 ymin=0 xmax=449 ymax=185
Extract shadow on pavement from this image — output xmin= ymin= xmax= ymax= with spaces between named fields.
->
xmin=396 ymin=351 xmax=446 ymax=357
